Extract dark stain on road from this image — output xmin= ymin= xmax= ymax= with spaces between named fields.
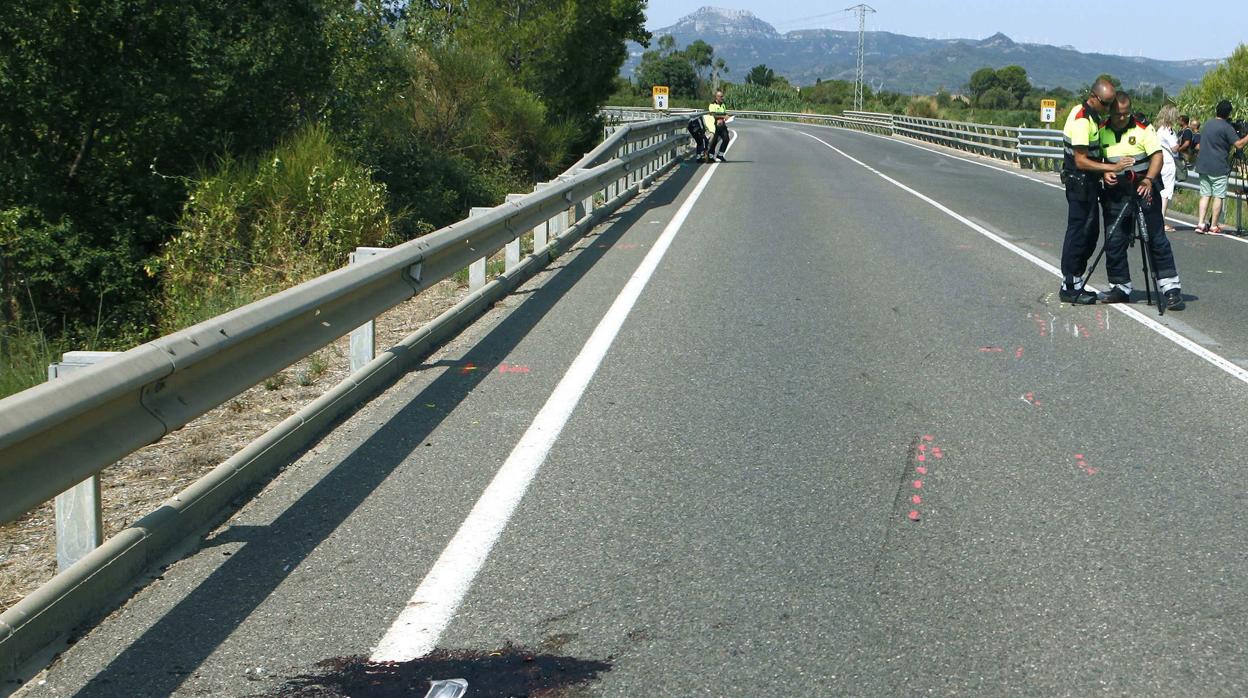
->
xmin=257 ymin=643 xmax=612 ymax=697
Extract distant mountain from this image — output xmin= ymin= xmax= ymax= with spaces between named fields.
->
xmin=627 ymin=7 xmax=1220 ymax=94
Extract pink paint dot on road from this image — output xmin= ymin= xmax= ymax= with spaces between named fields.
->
xmin=913 ymin=480 xmax=923 ymax=489
xmin=916 ymin=466 xmax=928 ymax=475
xmin=911 ymin=495 xmax=922 ymax=504
xmin=917 ymin=454 xmax=926 ymax=462
xmin=908 ymin=511 xmax=921 ymax=521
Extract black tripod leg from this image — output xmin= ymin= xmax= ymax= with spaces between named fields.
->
xmin=1086 ymin=197 xmax=1134 ymax=290
xmin=1135 ymin=196 xmax=1164 ymax=315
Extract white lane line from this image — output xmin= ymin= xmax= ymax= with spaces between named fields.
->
xmin=780 ymin=121 xmax=1059 ymax=188
xmin=784 ymin=121 xmax=1248 ymax=242
xmin=370 ymin=135 xmax=738 ymax=663
xmin=799 ymin=131 xmax=1248 ymax=386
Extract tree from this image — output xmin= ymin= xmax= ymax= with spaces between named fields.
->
xmin=0 ymin=0 xmax=342 ymax=339
xmin=980 ymin=87 xmax=1015 ymax=110
xmin=746 ymin=64 xmax=776 ymax=87
xmin=1177 ymin=43 xmax=1248 ymax=119
xmin=684 ymin=40 xmax=714 ymax=82
xmin=995 ymin=65 xmax=1030 ymax=107
xmin=458 ymin=0 xmax=650 ymax=136
xmin=635 ymin=51 xmax=698 ymax=98
xmin=968 ymin=67 xmax=998 ymax=106
xmin=711 ymin=57 xmax=729 ymax=91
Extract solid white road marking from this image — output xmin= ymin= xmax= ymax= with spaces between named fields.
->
xmin=783 ymin=121 xmax=1248 ymax=243
xmin=800 ymin=131 xmax=1248 ymax=386
xmin=370 ymin=134 xmax=738 ymax=663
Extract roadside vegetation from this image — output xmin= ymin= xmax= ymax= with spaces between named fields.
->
xmin=619 ymin=36 xmax=1247 ymax=135
xmin=0 ymin=0 xmax=648 ymax=398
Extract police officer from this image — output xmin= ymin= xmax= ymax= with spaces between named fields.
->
xmin=687 ymin=113 xmax=709 ymax=162
xmin=707 ymin=90 xmax=730 ymax=162
xmin=1098 ymin=92 xmax=1184 ymax=310
xmin=1059 ymin=78 xmax=1135 ymax=304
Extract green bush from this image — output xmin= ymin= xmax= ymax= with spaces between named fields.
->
xmin=157 ymin=125 xmax=393 ymax=333
xmin=906 ymin=96 xmax=939 ymax=118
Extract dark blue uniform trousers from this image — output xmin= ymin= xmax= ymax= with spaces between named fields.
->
xmin=1060 ymin=185 xmax=1101 ymax=288
xmin=1103 ymin=183 xmax=1177 ymax=285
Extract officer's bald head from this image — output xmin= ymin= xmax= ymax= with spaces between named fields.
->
xmin=1091 ymin=78 xmax=1117 ymax=105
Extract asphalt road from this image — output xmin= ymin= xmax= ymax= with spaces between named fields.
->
xmin=15 ymin=120 xmax=1248 ymax=696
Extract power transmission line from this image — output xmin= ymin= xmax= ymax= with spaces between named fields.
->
xmin=772 ymin=9 xmax=854 ymax=31
xmin=846 ymin=4 xmax=876 ymax=111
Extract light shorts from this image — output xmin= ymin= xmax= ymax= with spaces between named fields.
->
xmin=1199 ymin=173 xmax=1228 ymax=198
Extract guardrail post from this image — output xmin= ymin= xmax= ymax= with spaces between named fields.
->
xmin=347 ymin=246 xmax=387 ymax=372
xmin=468 ymin=207 xmax=492 ymax=290
xmin=504 ymin=194 xmax=525 ymax=271
xmin=572 ymin=169 xmax=593 ymax=223
xmin=531 ymin=183 xmax=554 ymax=251
xmin=49 ymin=351 xmax=120 ymax=571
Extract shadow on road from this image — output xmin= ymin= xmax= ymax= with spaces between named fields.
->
xmin=71 ymin=161 xmax=704 ymax=697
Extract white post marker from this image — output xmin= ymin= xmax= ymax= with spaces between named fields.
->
xmin=370 ymin=132 xmax=739 ymax=664
xmin=1040 ymin=99 xmax=1057 ymax=126
xmin=652 ymin=85 xmax=669 ymax=111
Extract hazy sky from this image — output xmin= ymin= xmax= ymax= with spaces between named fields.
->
xmin=645 ymin=1 xmax=1241 ymax=62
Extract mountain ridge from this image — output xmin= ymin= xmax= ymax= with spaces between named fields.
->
xmin=628 ymin=7 xmax=1220 ymax=94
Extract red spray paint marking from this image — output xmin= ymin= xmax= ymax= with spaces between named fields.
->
xmin=459 ymin=363 xmax=478 ymax=375
xmin=1074 ymin=453 xmax=1098 ymax=476
xmin=978 ymin=346 xmax=1004 ymax=353
xmin=498 ymin=363 xmax=532 ymax=374
xmin=1095 ymin=309 xmax=1107 ymax=332
xmin=1022 ymin=392 xmax=1042 ymax=408
xmin=908 ymin=434 xmax=946 ymax=522
xmin=1030 ymin=314 xmax=1049 ymax=337
xmin=1076 ymin=323 xmax=1090 ymax=338
xmin=1015 ymin=346 xmax=1025 ymax=359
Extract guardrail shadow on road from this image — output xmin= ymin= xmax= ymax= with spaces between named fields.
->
xmin=69 ymin=159 xmax=704 ymax=697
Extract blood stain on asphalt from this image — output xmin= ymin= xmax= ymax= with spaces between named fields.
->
xmin=258 ymin=643 xmax=611 ymax=697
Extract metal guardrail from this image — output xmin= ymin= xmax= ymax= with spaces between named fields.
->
xmin=0 ymin=113 xmax=692 ymax=677
xmin=603 ymin=106 xmax=1248 ymax=204
xmin=0 ymin=114 xmax=687 ymax=528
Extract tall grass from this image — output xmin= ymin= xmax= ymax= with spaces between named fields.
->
xmin=0 ymin=324 xmax=62 ymax=398
xmin=156 ymin=125 xmax=395 ymax=333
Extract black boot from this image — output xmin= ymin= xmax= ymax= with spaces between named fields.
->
xmin=1059 ymin=286 xmax=1097 ymax=304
